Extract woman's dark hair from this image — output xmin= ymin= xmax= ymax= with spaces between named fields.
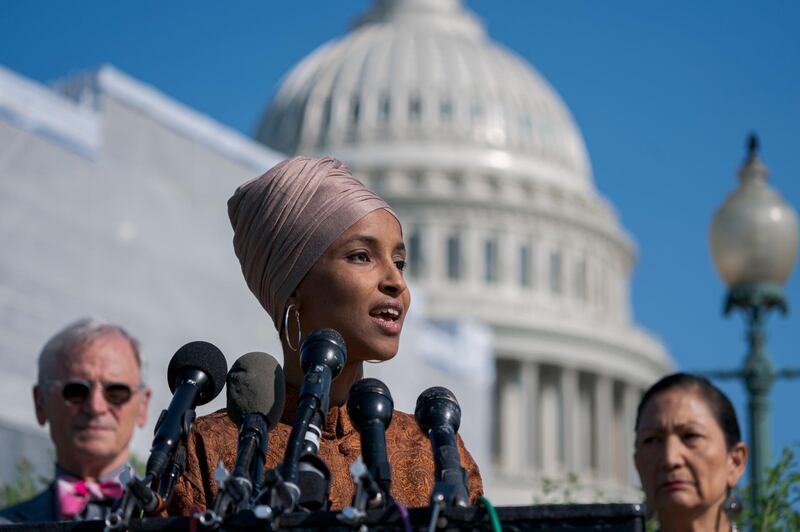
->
xmin=635 ymin=372 xmax=741 ymax=449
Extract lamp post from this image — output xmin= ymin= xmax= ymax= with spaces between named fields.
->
xmin=708 ymin=134 xmax=799 ymax=504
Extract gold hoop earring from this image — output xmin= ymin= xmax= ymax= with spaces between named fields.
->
xmin=283 ymin=304 xmax=302 ymax=351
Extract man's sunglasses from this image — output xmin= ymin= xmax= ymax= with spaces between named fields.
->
xmin=48 ymin=380 xmax=141 ymax=406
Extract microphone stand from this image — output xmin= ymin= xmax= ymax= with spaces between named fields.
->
xmin=246 ymin=408 xmax=316 ymax=521
xmin=105 ymin=473 xmax=164 ymax=532
xmin=345 ymin=377 xmax=394 ymax=511
xmin=258 ymin=329 xmax=345 ymax=517
xmin=157 ymin=443 xmax=186 ymax=500
xmin=272 ymin=401 xmax=332 ymax=513
xmin=415 ymin=387 xmax=470 ymax=532
xmin=106 ymin=408 xmax=195 ymax=532
xmin=337 ymin=457 xmax=385 ymax=527
xmin=199 ymin=415 xmax=269 ymax=528
xmin=428 ymin=421 xmax=469 ymax=508
xmin=279 ymin=398 xmax=318 ymax=489
xmin=277 ymin=338 xmax=342 ymax=510
xmin=256 ymin=468 xmax=294 ymax=519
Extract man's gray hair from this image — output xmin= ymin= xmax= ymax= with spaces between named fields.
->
xmin=37 ymin=317 xmax=142 ymax=386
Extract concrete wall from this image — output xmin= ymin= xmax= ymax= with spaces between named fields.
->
xmin=0 ymin=75 xmax=284 ymax=483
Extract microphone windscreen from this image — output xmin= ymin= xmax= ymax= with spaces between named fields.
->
xmin=300 ymin=328 xmax=347 ymax=375
xmin=305 ymin=327 xmax=346 ymax=347
xmin=167 ymin=341 xmax=228 ymax=405
xmin=414 ymin=386 xmax=462 ymax=433
xmin=226 ymin=351 xmax=286 ymax=428
xmin=347 ymin=378 xmax=393 ymax=429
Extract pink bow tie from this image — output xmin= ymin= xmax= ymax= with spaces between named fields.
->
xmin=56 ymin=476 xmax=123 ymax=519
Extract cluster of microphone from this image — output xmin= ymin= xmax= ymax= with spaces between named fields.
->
xmin=106 ymin=328 xmax=471 ymax=531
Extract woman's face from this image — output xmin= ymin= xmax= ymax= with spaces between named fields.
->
xmin=634 ymin=388 xmax=746 ymax=520
xmin=293 ymin=209 xmax=410 ymax=363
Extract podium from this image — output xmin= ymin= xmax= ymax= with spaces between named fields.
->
xmin=0 ymin=504 xmax=646 ymax=531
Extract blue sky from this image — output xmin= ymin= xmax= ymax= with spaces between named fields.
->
xmin=3 ymin=0 xmax=800 ymax=477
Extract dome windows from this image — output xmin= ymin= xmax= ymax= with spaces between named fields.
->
xmin=574 ymin=257 xmax=588 ymax=301
xmin=350 ymin=95 xmax=360 ymax=126
xmin=519 ymin=245 xmax=533 ymax=288
xmin=549 ymin=250 xmax=563 ymax=295
xmin=409 ymin=169 xmax=425 ymax=190
xmin=520 ymin=113 xmax=533 ymax=142
xmin=440 ymin=98 xmax=453 ymax=123
xmin=378 ymin=94 xmax=391 ymax=123
xmin=318 ymin=97 xmax=333 ymax=145
xmin=448 ymin=172 xmax=464 ymax=192
xmin=408 ymin=93 xmax=422 ymax=122
xmin=322 ymin=97 xmax=332 ymax=128
xmin=486 ymin=175 xmax=501 ymax=196
xmin=406 ymin=220 xmax=617 ymax=318
xmin=484 ymin=237 xmax=499 ymax=283
xmin=446 ymin=233 xmax=462 ymax=280
xmin=291 ymin=84 xmax=584 ymax=160
xmin=408 ymin=226 xmax=424 ymax=279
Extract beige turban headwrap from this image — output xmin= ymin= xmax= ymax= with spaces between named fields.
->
xmin=228 ymin=156 xmax=398 ymax=330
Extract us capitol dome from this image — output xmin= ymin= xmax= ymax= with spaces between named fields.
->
xmin=257 ymin=0 xmax=672 ymax=502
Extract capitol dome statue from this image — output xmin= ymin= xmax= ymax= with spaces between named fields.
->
xmin=257 ymin=0 xmax=672 ymax=502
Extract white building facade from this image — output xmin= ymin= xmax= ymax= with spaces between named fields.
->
xmin=0 ymin=64 xmax=285 ymax=482
xmin=256 ymin=0 xmax=672 ymax=502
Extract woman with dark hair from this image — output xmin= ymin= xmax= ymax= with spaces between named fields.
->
xmin=166 ymin=156 xmax=483 ymax=513
xmin=634 ymin=372 xmax=747 ymax=531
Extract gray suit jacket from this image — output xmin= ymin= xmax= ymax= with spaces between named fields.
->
xmin=0 ymin=483 xmax=58 ymax=524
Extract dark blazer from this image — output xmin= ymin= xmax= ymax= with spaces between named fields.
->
xmin=0 ymin=483 xmax=58 ymax=524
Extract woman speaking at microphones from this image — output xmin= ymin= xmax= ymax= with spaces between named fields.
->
xmin=166 ymin=156 xmax=483 ymax=514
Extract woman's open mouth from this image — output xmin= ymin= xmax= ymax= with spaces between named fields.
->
xmin=369 ymin=307 xmax=403 ymax=334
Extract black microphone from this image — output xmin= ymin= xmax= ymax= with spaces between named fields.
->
xmin=280 ymin=328 xmax=346 ymax=509
xmin=108 ymin=341 xmax=228 ymax=529
xmin=225 ymin=351 xmax=286 ymax=505
xmin=415 ymin=386 xmax=469 ymax=508
xmin=347 ymin=378 xmax=393 ymax=502
xmin=146 ymin=341 xmax=228 ymax=481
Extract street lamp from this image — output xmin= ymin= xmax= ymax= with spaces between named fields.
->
xmin=708 ymin=133 xmax=799 ymax=504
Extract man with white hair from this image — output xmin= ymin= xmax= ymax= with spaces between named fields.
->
xmin=0 ymin=318 xmax=151 ymax=523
